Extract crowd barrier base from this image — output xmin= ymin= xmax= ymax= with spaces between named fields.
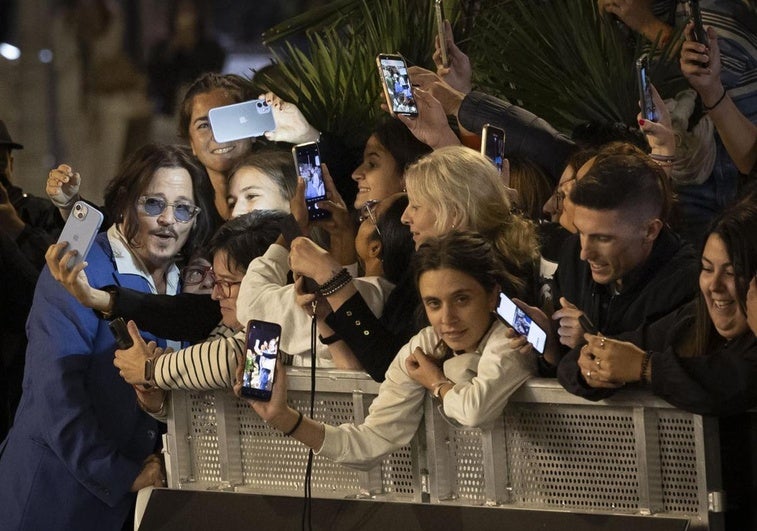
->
xmin=160 ymin=369 xmax=723 ymax=530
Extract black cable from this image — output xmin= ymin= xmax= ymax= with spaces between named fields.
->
xmin=302 ymin=312 xmax=317 ymax=531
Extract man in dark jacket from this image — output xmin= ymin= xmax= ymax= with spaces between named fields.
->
xmin=552 ymin=151 xmax=700 ymax=391
xmin=0 ymin=119 xmax=64 ymax=269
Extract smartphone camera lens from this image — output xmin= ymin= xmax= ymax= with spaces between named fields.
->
xmin=256 ymin=101 xmax=263 ymax=108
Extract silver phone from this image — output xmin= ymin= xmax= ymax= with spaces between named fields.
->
xmin=208 ymin=99 xmax=276 ymax=143
xmin=56 ymin=201 xmax=104 ymax=268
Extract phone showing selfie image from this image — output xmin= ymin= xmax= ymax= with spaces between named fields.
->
xmin=56 ymin=201 xmax=104 ymax=269
xmin=292 ymin=141 xmax=330 ymax=221
xmin=435 ymin=0 xmax=449 ymax=68
xmin=208 ymin=99 xmax=276 ymax=143
xmin=494 ymin=291 xmax=546 ymax=353
xmin=636 ymin=54 xmax=658 ymax=122
xmin=241 ymin=319 xmax=282 ymax=401
xmin=481 ymin=124 xmax=506 ymax=173
xmin=376 ymin=53 xmax=419 ymax=118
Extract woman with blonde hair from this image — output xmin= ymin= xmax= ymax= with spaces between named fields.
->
xmin=401 ymin=145 xmax=540 ymax=303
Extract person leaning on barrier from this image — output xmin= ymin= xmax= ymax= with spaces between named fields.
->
xmin=0 ymin=143 xmax=218 ymax=531
xmin=236 ymin=231 xmax=539 ymax=469
xmin=558 ymin=194 xmax=757 ymax=530
xmin=543 ymin=150 xmax=701 ymax=376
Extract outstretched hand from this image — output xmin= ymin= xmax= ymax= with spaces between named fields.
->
xmin=433 ymin=20 xmax=473 ymax=95
xmin=46 ymin=164 xmax=81 ymax=213
xmin=259 ymin=92 xmax=320 ymax=144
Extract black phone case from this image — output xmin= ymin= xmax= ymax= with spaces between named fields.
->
xmin=109 ymin=318 xmax=134 ymax=349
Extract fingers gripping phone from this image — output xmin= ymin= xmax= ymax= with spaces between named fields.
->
xmin=688 ymin=0 xmax=708 ymax=46
xmin=435 ymin=0 xmax=449 ymax=68
xmin=109 ymin=317 xmax=133 ymax=349
xmin=636 ymin=54 xmax=658 ymax=122
xmin=481 ymin=124 xmax=506 ymax=174
xmin=277 ymin=214 xmax=319 ymax=294
xmin=208 ymin=99 xmax=276 ymax=143
xmin=494 ymin=292 xmax=547 ymax=353
xmin=376 ymin=53 xmax=419 ymax=118
xmin=56 ymin=201 xmax=104 ymax=269
xmin=241 ymin=320 xmax=282 ymax=401
xmin=292 ymin=142 xmax=330 ymax=221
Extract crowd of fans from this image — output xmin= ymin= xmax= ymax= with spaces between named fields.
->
xmin=0 ymin=1 xmax=755 ymax=530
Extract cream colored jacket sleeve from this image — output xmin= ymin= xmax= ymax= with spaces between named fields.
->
xmin=235 ymin=243 xmax=395 ymax=359
xmin=317 ymin=321 xmax=535 ymax=470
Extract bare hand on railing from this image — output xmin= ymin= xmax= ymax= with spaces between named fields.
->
xmin=579 ymin=334 xmax=635 ymax=388
xmin=130 ymin=454 xmax=165 ymax=492
xmin=552 ymin=297 xmax=588 ymax=349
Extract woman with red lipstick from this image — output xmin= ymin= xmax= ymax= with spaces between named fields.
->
xmin=235 ymin=231 xmax=538 ymax=468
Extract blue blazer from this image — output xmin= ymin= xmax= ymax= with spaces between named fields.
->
xmin=0 ymin=234 xmax=167 ymax=531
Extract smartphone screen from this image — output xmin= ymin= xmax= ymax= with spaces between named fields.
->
xmin=56 ymin=201 xmax=104 ymax=268
xmin=481 ymin=124 xmax=506 ymax=173
xmin=376 ymin=54 xmax=419 ymax=117
xmin=495 ymin=292 xmax=546 ymax=353
xmin=241 ymin=320 xmax=282 ymax=401
xmin=635 ymin=54 xmax=657 ymax=122
xmin=435 ymin=0 xmax=449 ymax=68
xmin=292 ymin=142 xmax=330 ymax=221
xmin=208 ymin=99 xmax=276 ymax=143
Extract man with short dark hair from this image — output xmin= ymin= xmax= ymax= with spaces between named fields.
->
xmin=553 ymin=152 xmax=700 ymax=395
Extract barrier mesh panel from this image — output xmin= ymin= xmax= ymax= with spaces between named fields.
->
xmin=187 ymin=391 xmax=222 ymax=483
xmin=380 ymin=444 xmax=416 ymax=497
xmin=658 ymin=411 xmax=700 ymax=514
xmin=449 ymin=428 xmax=486 ymax=504
xmin=236 ymin=393 xmax=363 ymax=497
xmin=504 ymin=404 xmax=640 ymax=511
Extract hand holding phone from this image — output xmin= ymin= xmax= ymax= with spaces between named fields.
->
xmin=292 ymin=142 xmax=330 ymax=221
xmin=241 ymin=320 xmax=282 ymax=401
xmin=494 ymin=292 xmax=547 ymax=353
xmin=208 ymin=99 xmax=276 ymax=143
xmin=481 ymin=124 xmax=506 ymax=174
xmin=434 ymin=0 xmax=449 ymax=68
xmin=56 ymin=201 xmax=104 ymax=269
xmin=376 ymin=53 xmax=419 ymax=118
xmin=636 ymin=54 xmax=658 ymax=122
xmin=277 ymin=214 xmax=319 ymax=293
xmin=109 ymin=317 xmax=133 ymax=349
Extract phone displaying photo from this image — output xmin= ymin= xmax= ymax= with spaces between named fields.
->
xmin=495 ymin=292 xmax=546 ymax=354
xmin=208 ymin=99 xmax=276 ymax=143
xmin=292 ymin=141 xmax=330 ymax=221
xmin=481 ymin=124 xmax=506 ymax=173
xmin=56 ymin=201 xmax=104 ymax=269
xmin=241 ymin=319 xmax=282 ymax=401
xmin=635 ymin=54 xmax=658 ymax=122
xmin=435 ymin=0 xmax=449 ymax=68
xmin=376 ymin=53 xmax=419 ymax=118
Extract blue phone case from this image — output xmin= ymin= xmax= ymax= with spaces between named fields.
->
xmin=56 ymin=201 xmax=104 ymax=268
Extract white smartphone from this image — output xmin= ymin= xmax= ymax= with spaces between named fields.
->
xmin=376 ymin=53 xmax=419 ymax=118
xmin=241 ymin=319 xmax=282 ymax=401
xmin=208 ymin=99 xmax=276 ymax=143
xmin=292 ymin=141 xmax=330 ymax=221
xmin=56 ymin=201 xmax=104 ymax=268
xmin=494 ymin=291 xmax=547 ymax=354
xmin=435 ymin=0 xmax=449 ymax=68
xmin=481 ymin=124 xmax=506 ymax=173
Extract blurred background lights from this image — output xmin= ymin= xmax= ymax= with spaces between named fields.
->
xmin=0 ymin=42 xmax=21 ymax=60
xmin=38 ymin=48 xmax=53 ymax=63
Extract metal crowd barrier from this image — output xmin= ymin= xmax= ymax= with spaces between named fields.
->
xmin=163 ymin=368 xmax=721 ymax=530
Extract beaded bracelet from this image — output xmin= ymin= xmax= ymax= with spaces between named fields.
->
xmin=318 ymin=268 xmax=353 ymax=297
xmin=284 ymin=410 xmax=304 ymax=436
xmin=639 ymin=351 xmax=651 ymax=385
